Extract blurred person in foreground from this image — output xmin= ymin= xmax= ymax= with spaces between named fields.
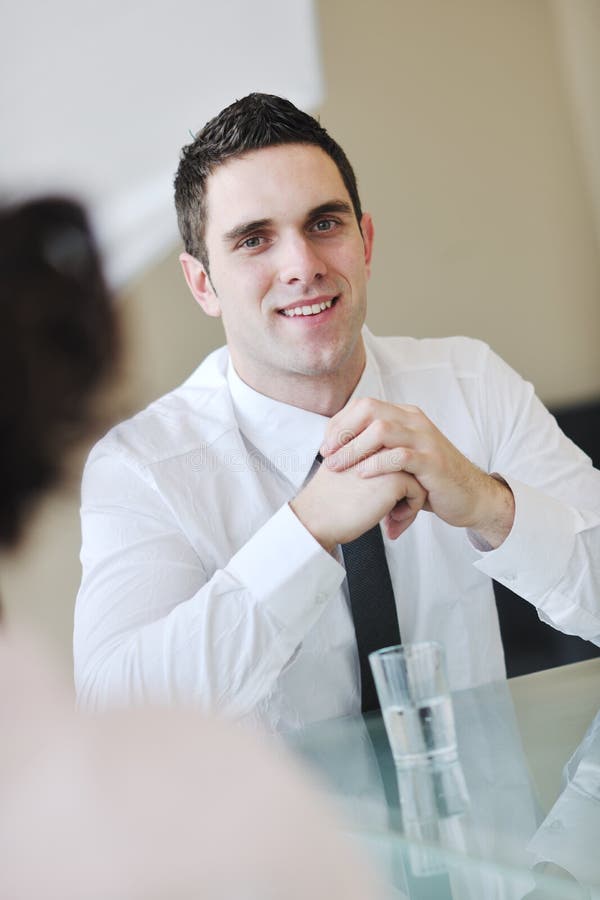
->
xmin=73 ymin=94 xmax=600 ymax=728
xmin=0 ymin=197 xmax=384 ymax=900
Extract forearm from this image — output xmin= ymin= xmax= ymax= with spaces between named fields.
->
xmin=75 ymin=498 xmax=345 ymax=714
xmin=467 ymin=472 xmax=515 ymax=550
xmin=75 ymin=570 xmax=293 ymax=713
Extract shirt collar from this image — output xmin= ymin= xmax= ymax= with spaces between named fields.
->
xmin=227 ymin=362 xmax=328 ymax=489
xmin=227 ymin=329 xmax=382 ymax=489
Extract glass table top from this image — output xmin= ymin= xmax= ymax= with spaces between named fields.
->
xmin=286 ymin=659 xmax=600 ymax=899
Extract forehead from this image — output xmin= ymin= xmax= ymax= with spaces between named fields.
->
xmin=204 ymin=144 xmax=350 ymax=235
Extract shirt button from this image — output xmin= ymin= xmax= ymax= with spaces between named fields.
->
xmin=316 ymin=593 xmax=327 ymax=605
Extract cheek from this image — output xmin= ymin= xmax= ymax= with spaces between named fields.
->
xmin=331 ymin=239 xmax=368 ymax=276
xmin=249 ymin=264 xmax=274 ymax=299
xmin=340 ymin=254 xmax=369 ymax=290
xmin=210 ymin=261 xmax=269 ymax=309
xmin=226 ymin=258 xmax=274 ymax=300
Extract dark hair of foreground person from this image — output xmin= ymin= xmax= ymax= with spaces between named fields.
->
xmin=0 ymin=196 xmax=119 ymax=551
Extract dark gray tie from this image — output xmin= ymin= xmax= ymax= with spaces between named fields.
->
xmin=342 ymin=524 xmax=401 ymax=712
xmin=315 ymin=453 xmax=401 ymax=712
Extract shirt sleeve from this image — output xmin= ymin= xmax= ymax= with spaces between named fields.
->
xmin=469 ymin=346 xmax=600 ymax=643
xmin=74 ymin=448 xmax=345 ymax=715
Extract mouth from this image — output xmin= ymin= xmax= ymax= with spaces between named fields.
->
xmin=278 ymin=296 xmax=339 ymax=318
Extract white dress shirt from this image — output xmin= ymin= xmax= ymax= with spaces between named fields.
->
xmin=74 ymin=329 xmax=600 ymax=731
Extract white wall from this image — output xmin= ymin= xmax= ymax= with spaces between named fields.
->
xmin=0 ymin=0 xmax=322 ymax=286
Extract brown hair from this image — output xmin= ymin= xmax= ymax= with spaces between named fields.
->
xmin=0 ymin=196 xmax=119 ymax=549
xmin=174 ymin=93 xmax=363 ymax=273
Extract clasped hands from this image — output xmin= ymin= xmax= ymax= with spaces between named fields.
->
xmin=290 ymin=398 xmax=515 ymax=553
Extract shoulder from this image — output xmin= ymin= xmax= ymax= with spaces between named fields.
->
xmin=364 ymin=329 xmax=493 ymax=378
xmin=86 ymin=345 xmax=235 ymax=473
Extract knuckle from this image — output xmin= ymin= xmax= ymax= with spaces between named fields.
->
xmin=370 ymin=418 xmax=389 ymax=444
xmin=338 ymin=427 xmax=356 ymax=447
xmin=401 ymin=403 xmax=421 ymax=416
xmin=388 ymin=447 xmax=407 ymax=468
xmin=356 ymin=397 xmax=376 ymax=416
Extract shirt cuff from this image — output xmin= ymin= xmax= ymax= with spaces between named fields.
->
xmin=471 ymin=476 xmax=577 ymax=599
xmin=226 ymin=503 xmax=346 ymax=632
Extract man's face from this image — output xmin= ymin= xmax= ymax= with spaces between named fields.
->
xmin=182 ymin=143 xmax=373 ymax=405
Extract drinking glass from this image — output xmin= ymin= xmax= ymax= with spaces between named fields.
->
xmin=369 ymin=642 xmax=458 ymax=768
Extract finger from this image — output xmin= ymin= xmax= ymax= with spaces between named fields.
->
xmin=389 ymin=499 xmax=417 ymax=522
xmin=382 ymin=474 xmax=427 ymax=538
xmin=395 ymin=473 xmax=428 ymax=515
xmin=322 ymin=420 xmax=397 ymax=471
xmin=356 ymin=447 xmax=412 ymax=477
xmin=380 ymin=471 xmax=428 ymax=521
xmin=320 ymin=398 xmax=391 ymax=456
xmin=324 ymin=419 xmax=420 ymax=471
xmin=322 ymin=399 xmax=426 ymax=458
xmin=384 ymin=509 xmax=419 ymax=540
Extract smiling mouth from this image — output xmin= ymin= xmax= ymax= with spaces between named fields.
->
xmin=279 ymin=296 xmax=338 ymax=318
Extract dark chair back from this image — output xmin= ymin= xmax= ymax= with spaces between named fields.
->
xmin=495 ymin=399 xmax=600 ymax=676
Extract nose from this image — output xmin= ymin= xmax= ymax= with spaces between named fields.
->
xmin=277 ymin=233 xmax=327 ymax=286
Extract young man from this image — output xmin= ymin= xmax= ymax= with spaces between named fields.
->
xmin=74 ymin=94 xmax=600 ymax=731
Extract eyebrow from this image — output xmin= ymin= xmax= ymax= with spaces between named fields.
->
xmin=222 ymin=199 xmax=354 ymax=246
xmin=306 ymin=200 xmax=353 ymax=220
xmin=223 ymin=218 xmax=272 ymax=245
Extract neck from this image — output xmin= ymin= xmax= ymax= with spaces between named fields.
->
xmin=272 ymin=368 xmax=365 ymax=417
xmin=231 ymin=345 xmax=366 ymax=417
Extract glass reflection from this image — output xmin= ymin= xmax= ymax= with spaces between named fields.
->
xmin=392 ymin=757 xmax=536 ymax=899
xmin=396 ymin=758 xmax=470 ymax=876
xmin=287 ymin=681 xmax=600 ymax=897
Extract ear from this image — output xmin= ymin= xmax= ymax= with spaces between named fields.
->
xmin=359 ymin=213 xmax=374 ymax=278
xmin=179 ymin=252 xmax=221 ymax=317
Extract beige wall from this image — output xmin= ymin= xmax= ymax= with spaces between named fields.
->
xmin=3 ymin=0 xmax=599 ymax=669
xmin=553 ymin=0 xmax=600 ymax=250
xmin=319 ymin=0 xmax=600 ymax=407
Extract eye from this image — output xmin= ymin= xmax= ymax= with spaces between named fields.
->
xmin=240 ymin=235 xmax=264 ymax=249
xmin=311 ymin=218 xmax=337 ymax=233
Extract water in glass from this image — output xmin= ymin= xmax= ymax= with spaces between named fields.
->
xmin=383 ymin=694 xmax=457 ymax=767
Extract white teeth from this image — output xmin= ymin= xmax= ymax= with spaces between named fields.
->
xmin=281 ymin=299 xmax=334 ymax=317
